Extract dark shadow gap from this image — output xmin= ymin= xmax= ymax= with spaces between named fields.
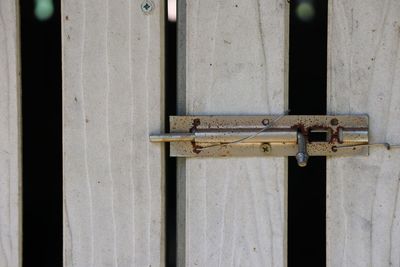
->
xmin=165 ymin=0 xmax=177 ymax=266
xmin=288 ymin=0 xmax=327 ymax=266
xmin=20 ymin=0 xmax=62 ymax=266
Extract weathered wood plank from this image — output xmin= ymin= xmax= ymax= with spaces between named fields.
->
xmin=62 ymin=0 xmax=165 ymax=266
xmin=177 ymin=1 xmax=186 ymax=266
xmin=0 ymin=1 xmax=21 ymax=266
xmin=184 ymin=1 xmax=288 ymax=266
xmin=327 ymin=1 xmax=400 ymax=266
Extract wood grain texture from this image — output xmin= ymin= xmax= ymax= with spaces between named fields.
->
xmin=327 ymin=1 xmax=400 ymax=266
xmin=0 ymin=0 xmax=21 ymax=266
xmin=177 ymin=1 xmax=187 ymax=265
xmin=62 ymin=0 xmax=164 ymax=266
xmin=184 ymin=1 xmax=288 ymax=266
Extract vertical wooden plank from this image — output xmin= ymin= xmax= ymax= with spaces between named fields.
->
xmin=327 ymin=1 xmax=400 ymax=266
xmin=0 ymin=1 xmax=21 ymax=266
xmin=184 ymin=1 xmax=288 ymax=266
xmin=176 ymin=0 xmax=186 ymax=266
xmin=62 ymin=0 xmax=164 ymax=266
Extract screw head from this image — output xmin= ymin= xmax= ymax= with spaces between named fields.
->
xmin=262 ymin=119 xmax=270 ymax=126
xmin=260 ymin=143 xmax=271 ymax=153
xmin=330 ymin=118 xmax=339 ymax=126
xmin=141 ymin=0 xmax=154 ymax=14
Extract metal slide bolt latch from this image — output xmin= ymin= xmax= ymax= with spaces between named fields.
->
xmin=150 ymin=115 xmax=369 ymax=166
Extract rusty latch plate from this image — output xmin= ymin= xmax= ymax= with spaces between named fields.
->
xmin=151 ymin=115 xmax=369 ymax=158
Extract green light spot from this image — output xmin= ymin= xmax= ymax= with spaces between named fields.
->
xmin=296 ymin=2 xmax=315 ymax=22
xmin=35 ymin=0 xmax=54 ymax=21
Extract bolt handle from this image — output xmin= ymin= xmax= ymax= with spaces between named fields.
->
xmin=296 ymin=132 xmax=309 ymax=167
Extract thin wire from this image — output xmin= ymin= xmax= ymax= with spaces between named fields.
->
xmin=198 ymin=111 xmax=290 ymax=151
xmin=334 ymin=143 xmax=400 ymax=150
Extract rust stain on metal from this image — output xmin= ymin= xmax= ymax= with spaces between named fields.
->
xmin=190 ymin=118 xmax=201 ymax=133
xmin=291 ymin=123 xmax=342 ymax=144
xmin=291 ymin=123 xmax=306 ymax=136
xmin=191 ymin=141 xmax=202 ymax=154
xmin=331 ymin=126 xmax=342 ymax=144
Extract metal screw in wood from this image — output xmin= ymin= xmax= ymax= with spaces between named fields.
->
xmin=141 ymin=0 xmax=154 ymax=14
xmin=260 ymin=143 xmax=271 ymax=153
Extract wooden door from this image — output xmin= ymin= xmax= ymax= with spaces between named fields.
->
xmin=177 ymin=1 xmax=288 ymax=266
xmin=63 ymin=0 xmax=165 ymax=266
xmin=2 ymin=0 xmax=400 ymax=266
xmin=62 ymin=0 xmax=288 ymax=266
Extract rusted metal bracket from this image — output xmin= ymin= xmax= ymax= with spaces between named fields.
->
xmin=150 ymin=115 xmax=369 ymax=167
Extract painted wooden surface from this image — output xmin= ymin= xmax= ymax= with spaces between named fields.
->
xmin=0 ymin=1 xmax=21 ymax=266
xmin=327 ymin=1 xmax=400 ymax=266
xmin=184 ymin=1 xmax=288 ymax=266
xmin=62 ymin=0 xmax=164 ymax=266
